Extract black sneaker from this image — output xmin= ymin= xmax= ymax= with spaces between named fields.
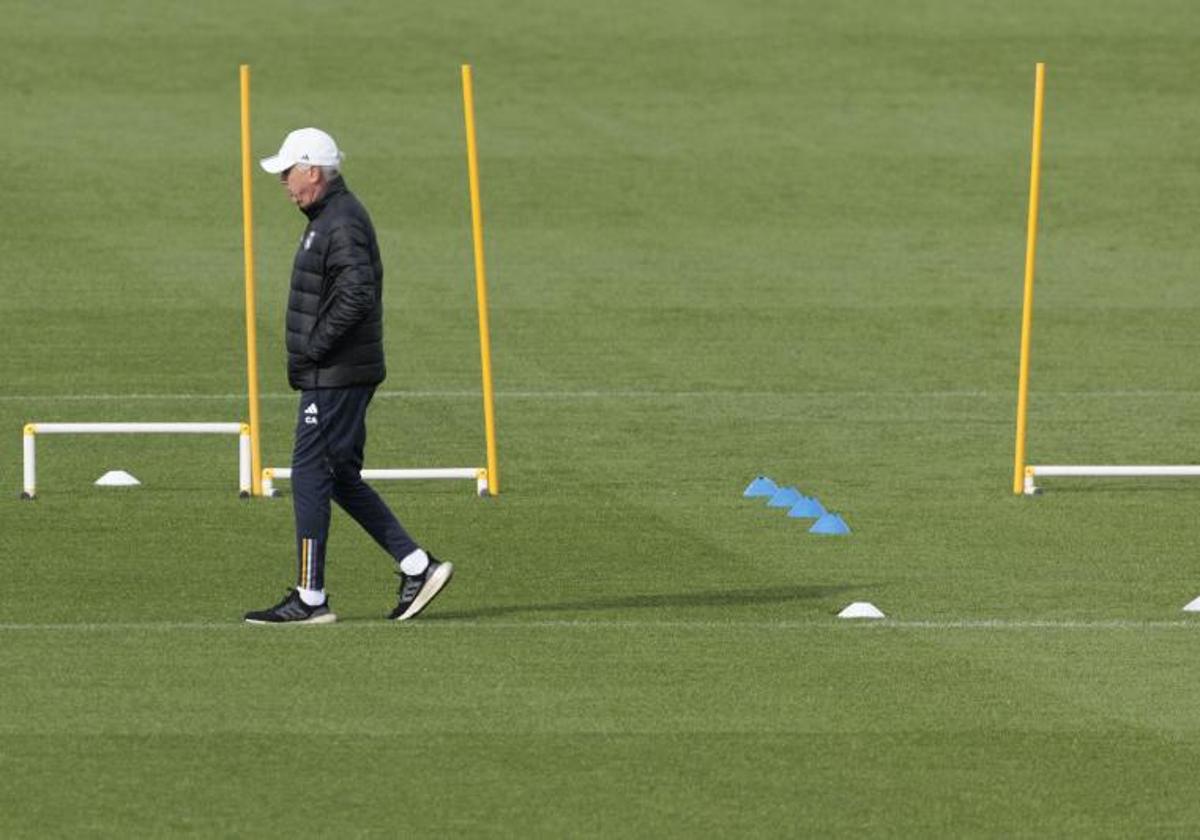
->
xmin=244 ymin=589 xmax=337 ymax=625
xmin=390 ymin=557 xmax=454 ymax=621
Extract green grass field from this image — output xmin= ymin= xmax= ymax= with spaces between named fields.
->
xmin=5 ymin=0 xmax=1200 ymax=835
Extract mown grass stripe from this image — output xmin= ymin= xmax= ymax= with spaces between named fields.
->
xmin=0 ymin=618 xmax=1196 ymax=632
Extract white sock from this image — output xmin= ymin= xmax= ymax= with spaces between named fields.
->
xmin=399 ymin=549 xmax=429 ymax=576
xmin=297 ymin=587 xmax=326 ymax=606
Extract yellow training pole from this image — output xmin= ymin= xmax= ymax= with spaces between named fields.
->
xmin=461 ymin=64 xmax=500 ymax=496
xmin=1013 ymin=62 xmax=1046 ymax=495
xmin=239 ymin=64 xmax=264 ymax=496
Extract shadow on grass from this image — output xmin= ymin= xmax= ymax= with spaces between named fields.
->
xmin=424 ymin=583 xmax=867 ymax=621
xmin=1030 ymin=482 xmax=1200 ymax=496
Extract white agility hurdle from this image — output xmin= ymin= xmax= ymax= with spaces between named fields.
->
xmin=1023 ymin=465 xmax=1200 ymax=496
xmin=261 ymin=467 xmax=489 ymax=498
xmin=21 ymin=422 xmax=251 ymax=499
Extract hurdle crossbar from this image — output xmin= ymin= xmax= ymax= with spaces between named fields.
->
xmin=22 ymin=422 xmax=251 ymax=499
xmin=1024 ymin=465 xmax=1200 ymax=495
xmin=261 ymin=467 xmax=489 ymax=498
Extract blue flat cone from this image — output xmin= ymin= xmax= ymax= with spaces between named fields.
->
xmin=810 ymin=513 xmax=850 ymax=535
xmin=788 ymin=496 xmax=826 ymax=518
xmin=767 ymin=486 xmax=802 ymax=508
xmin=743 ymin=476 xmax=778 ymax=498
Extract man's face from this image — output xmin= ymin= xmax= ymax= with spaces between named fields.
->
xmin=280 ymin=165 xmax=325 ymax=208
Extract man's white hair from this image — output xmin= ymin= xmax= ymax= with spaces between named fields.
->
xmin=298 ymin=163 xmax=340 ymax=179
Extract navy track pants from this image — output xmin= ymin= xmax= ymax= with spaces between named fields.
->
xmin=292 ymin=386 xmax=418 ymax=590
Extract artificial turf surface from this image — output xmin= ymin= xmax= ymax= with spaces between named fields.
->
xmin=4 ymin=0 xmax=1200 ymax=836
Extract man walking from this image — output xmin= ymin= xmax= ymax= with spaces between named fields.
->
xmin=245 ymin=127 xmax=453 ymax=625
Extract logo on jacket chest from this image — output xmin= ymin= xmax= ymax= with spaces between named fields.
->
xmin=302 ymin=230 xmax=317 ymax=251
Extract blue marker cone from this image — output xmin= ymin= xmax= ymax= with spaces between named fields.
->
xmin=767 ymin=486 xmax=803 ymax=508
xmin=809 ymin=513 xmax=851 ymax=535
xmin=787 ymin=496 xmax=826 ymax=518
xmin=743 ymin=476 xmax=778 ymax=498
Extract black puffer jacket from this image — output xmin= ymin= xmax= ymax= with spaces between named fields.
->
xmin=285 ymin=176 xmax=386 ymax=390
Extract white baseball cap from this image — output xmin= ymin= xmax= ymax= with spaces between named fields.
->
xmin=260 ymin=127 xmax=345 ymax=174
